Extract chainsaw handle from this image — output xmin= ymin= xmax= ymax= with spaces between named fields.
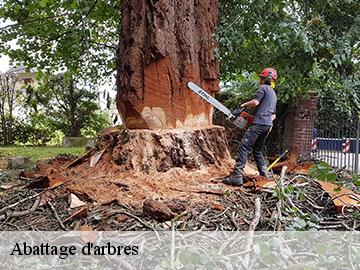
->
xmin=231 ymin=105 xmax=244 ymax=118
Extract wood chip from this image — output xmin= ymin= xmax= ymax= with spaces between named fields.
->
xmin=90 ymin=149 xmax=106 ymax=168
xmin=318 ymin=181 xmax=360 ymax=212
xmin=67 ymin=149 xmax=95 ymax=168
xmin=63 ymin=206 xmax=88 ymax=223
xmin=116 ymin=214 xmax=129 ymax=222
xmin=211 ymin=203 xmax=225 ymax=211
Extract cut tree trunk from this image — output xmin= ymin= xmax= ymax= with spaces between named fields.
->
xmin=117 ymin=0 xmax=219 ymax=129
xmin=27 ymin=1 xmax=234 ymax=206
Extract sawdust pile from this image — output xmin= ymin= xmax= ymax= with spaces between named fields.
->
xmin=22 ymin=126 xmax=234 ymax=206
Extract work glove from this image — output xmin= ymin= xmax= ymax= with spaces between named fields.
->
xmin=231 ymin=105 xmax=243 ymax=118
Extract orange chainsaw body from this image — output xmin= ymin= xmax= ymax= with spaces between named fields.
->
xmin=233 ymin=111 xmax=254 ymax=129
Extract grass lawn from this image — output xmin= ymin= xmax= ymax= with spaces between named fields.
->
xmin=0 ymin=146 xmax=85 ymax=162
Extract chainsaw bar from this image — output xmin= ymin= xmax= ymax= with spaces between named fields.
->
xmin=187 ymin=82 xmax=233 ymax=118
xmin=187 ymin=82 xmax=252 ymax=129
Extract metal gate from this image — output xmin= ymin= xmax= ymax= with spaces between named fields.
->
xmin=310 ymin=116 xmax=360 ymax=173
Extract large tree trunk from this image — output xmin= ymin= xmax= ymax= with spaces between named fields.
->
xmin=112 ymin=0 xmax=233 ymax=184
xmin=116 ymin=0 xmax=219 ymax=129
xmin=43 ymin=0 xmax=233 ymax=206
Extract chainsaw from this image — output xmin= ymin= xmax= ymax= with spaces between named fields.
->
xmin=187 ymin=82 xmax=253 ymax=129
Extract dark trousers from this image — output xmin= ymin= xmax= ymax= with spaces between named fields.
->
xmin=233 ymin=124 xmax=272 ymax=175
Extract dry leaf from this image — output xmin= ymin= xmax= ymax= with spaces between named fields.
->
xmin=70 ymin=193 xmax=87 ymax=208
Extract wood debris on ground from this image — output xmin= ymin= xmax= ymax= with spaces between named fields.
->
xmin=0 ymin=150 xmax=359 ymax=232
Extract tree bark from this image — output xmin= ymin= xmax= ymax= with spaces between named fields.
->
xmin=0 ymin=73 xmax=17 ymax=145
xmin=116 ymin=0 xmax=219 ymax=129
xmin=54 ymin=0 xmax=233 ymax=203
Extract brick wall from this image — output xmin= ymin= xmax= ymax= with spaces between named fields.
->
xmin=283 ymin=92 xmax=318 ymax=156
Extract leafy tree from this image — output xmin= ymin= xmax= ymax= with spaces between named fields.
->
xmin=80 ymin=111 xmax=109 ymax=137
xmin=317 ymin=78 xmax=360 ymax=132
xmin=27 ymin=72 xmax=107 ymax=137
xmin=14 ymin=113 xmax=54 ymax=145
xmin=0 ymin=0 xmax=119 ymax=83
xmin=0 ymin=1 xmax=116 ymax=142
xmin=1 ymin=0 xmax=359 ymax=134
xmin=216 ymin=0 xmax=359 ymax=154
xmin=0 ymin=71 xmax=21 ymax=145
xmin=217 ymin=0 xmax=360 ymax=104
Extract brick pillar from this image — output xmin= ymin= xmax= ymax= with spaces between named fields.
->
xmin=283 ymin=92 xmax=318 ymax=156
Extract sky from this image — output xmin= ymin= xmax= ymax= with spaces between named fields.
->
xmin=0 ymin=19 xmax=12 ymax=73
xmin=0 ymin=54 xmax=10 ymax=73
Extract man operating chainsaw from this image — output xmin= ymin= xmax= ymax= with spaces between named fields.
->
xmin=223 ymin=68 xmax=278 ymax=186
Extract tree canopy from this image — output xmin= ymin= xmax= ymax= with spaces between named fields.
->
xmin=217 ymin=0 xmax=359 ymax=103
xmin=26 ymin=72 xmax=106 ymax=137
xmin=0 ymin=0 xmax=119 ymax=83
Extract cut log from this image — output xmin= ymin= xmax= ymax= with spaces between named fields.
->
xmin=117 ymin=0 xmax=219 ymax=129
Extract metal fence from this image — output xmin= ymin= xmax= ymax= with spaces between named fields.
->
xmin=310 ymin=116 xmax=360 ymax=173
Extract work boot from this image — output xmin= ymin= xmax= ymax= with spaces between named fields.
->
xmin=222 ymin=174 xmax=244 ymax=186
xmin=258 ymin=166 xmax=271 ymax=179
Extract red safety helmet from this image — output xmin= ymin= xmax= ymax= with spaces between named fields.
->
xmin=259 ymin=68 xmax=278 ymax=80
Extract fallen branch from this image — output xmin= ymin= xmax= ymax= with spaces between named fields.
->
xmin=171 ymin=210 xmax=189 ymax=228
xmin=108 ymin=210 xmax=156 ymax=231
xmin=303 ymin=193 xmax=324 ymax=210
xmin=244 ymin=197 xmax=261 ymax=266
xmin=170 ymin=187 xmax=224 ymax=196
xmin=0 ymin=222 xmax=21 ymax=230
xmin=0 ymin=190 xmax=45 ymax=215
xmin=48 ymin=201 xmax=67 ymax=231
xmin=275 ymin=200 xmax=282 ymax=231
xmin=249 ymin=197 xmax=261 ymax=230
xmin=230 ymin=210 xmax=239 ymax=230
xmin=63 ymin=206 xmax=88 ymax=223
xmin=0 ymin=197 xmax=41 ymax=221
xmin=279 ymin=166 xmax=306 ymax=216
xmin=0 ymin=182 xmax=25 ymax=190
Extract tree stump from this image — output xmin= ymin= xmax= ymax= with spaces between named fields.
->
xmin=99 ymin=126 xmax=233 ymax=175
xmin=64 ymin=126 xmax=233 ymax=205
